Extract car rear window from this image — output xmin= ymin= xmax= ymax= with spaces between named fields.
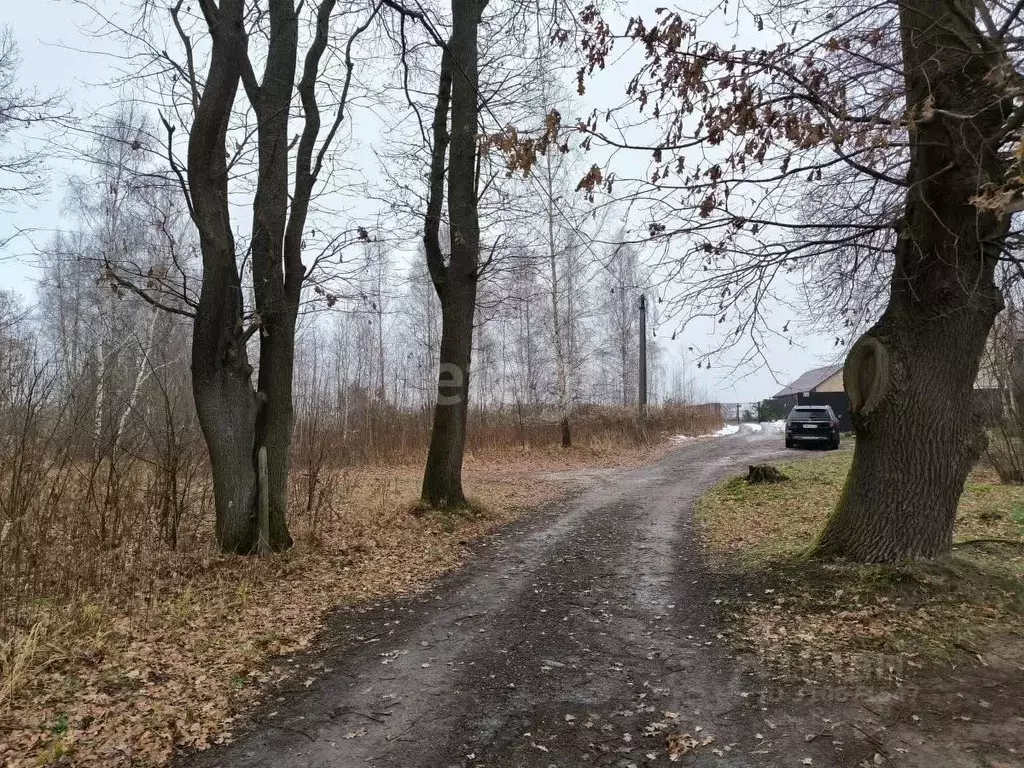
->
xmin=792 ymin=409 xmax=831 ymax=421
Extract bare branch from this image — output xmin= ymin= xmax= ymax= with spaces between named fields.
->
xmin=423 ymin=42 xmax=454 ymax=296
xmin=103 ymin=268 xmax=197 ymax=319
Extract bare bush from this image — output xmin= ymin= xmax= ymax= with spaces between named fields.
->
xmin=0 ymin=299 xmax=211 ymax=632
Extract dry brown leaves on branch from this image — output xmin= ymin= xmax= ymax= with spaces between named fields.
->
xmin=484 ymin=109 xmax=565 ymax=178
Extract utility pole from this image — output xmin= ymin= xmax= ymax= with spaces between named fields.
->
xmin=639 ymin=293 xmax=648 ymax=419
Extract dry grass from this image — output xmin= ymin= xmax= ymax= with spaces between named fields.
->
xmin=0 ymin=463 xmax=537 ymax=766
xmin=0 ymin=403 xmax=719 ymax=636
xmin=296 ymin=403 xmax=724 ymax=465
xmin=0 ymin=430 xmax=698 ymax=767
xmin=696 ymin=448 xmax=1024 ymax=682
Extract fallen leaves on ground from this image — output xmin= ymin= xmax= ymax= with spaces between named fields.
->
xmin=0 ymin=444 xmax=663 ymax=768
xmin=696 ymin=449 xmax=1024 ymax=679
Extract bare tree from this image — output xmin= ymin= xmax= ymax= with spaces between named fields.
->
xmin=403 ymin=257 xmax=443 ymax=410
xmin=80 ymin=0 xmax=383 ymax=552
xmin=0 ymin=25 xmax=61 ymax=245
xmin=398 ymin=0 xmax=490 ymax=508
xmin=532 ymin=133 xmax=593 ymax=445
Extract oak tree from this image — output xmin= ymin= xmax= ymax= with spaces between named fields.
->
xmin=569 ymin=0 xmax=1024 ymax=561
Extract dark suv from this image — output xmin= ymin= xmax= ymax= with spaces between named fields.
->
xmin=785 ymin=405 xmax=841 ymax=450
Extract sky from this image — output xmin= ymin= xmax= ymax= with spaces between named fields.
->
xmin=0 ymin=0 xmax=847 ymax=403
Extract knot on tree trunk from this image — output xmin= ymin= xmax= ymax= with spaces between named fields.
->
xmin=845 ymin=335 xmax=890 ymax=415
xmin=746 ymin=464 xmax=788 ymax=484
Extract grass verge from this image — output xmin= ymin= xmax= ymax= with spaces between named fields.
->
xmin=696 ymin=448 xmax=1024 ymax=683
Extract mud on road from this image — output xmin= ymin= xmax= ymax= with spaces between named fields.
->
xmin=182 ymin=432 xmax=1024 ymax=768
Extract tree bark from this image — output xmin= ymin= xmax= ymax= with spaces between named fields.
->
xmin=246 ymin=0 xmax=302 ymax=552
xmin=185 ymin=0 xmax=352 ymax=552
xmin=421 ymin=0 xmax=488 ymax=507
xmin=187 ymin=0 xmax=262 ymax=554
xmin=814 ymin=0 xmax=1009 ymax=563
xmin=422 ymin=302 xmax=475 ymax=506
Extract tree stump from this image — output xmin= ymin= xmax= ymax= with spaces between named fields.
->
xmin=746 ymin=464 xmax=789 ymax=484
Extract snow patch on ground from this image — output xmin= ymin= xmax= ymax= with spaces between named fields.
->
xmin=670 ymin=420 xmax=786 ymax=443
xmin=669 ymin=423 xmax=739 ymax=443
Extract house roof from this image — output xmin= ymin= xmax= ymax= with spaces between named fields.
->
xmin=772 ymin=364 xmax=843 ymax=398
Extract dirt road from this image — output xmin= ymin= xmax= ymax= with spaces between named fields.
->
xmin=181 ymin=432 xmax=1022 ymax=767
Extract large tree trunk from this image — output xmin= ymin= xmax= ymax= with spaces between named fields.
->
xmin=422 ymin=298 xmax=475 ymax=506
xmin=182 ymin=0 xmax=353 ymax=552
xmin=247 ymin=0 xmax=301 ymax=552
xmin=814 ymin=0 xmax=1009 ymax=563
xmin=255 ymin=322 xmax=297 ymax=550
xmin=421 ymin=0 xmax=488 ymax=507
xmin=192 ymin=262 xmax=261 ymax=554
xmin=187 ymin=0 xmax=262 ymax=554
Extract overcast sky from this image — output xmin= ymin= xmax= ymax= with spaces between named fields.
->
xmin=0 ymin=0 xmax=846 ymax=403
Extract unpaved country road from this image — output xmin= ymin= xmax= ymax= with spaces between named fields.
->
xmin=182 ymin=432 xmax=864 ymax=767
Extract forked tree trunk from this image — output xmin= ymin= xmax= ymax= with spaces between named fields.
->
xmin=185 ymin=0 xmax=352 ymax=552
xmin=421 ymin=0 xmax=488 ymax=507
xmin=814 ymin=0 xmax=1009 ymax=563
xmin=246 ymin=0 xmax=302 ymax=552
xmin=187 ymin=0 xmax=262 ymax=554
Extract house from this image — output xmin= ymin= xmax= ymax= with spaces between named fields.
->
xmin=769 ymin=360 xmax=1006 ymax=430
xmin=768 ymin=364 xmax=851 ymax=430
